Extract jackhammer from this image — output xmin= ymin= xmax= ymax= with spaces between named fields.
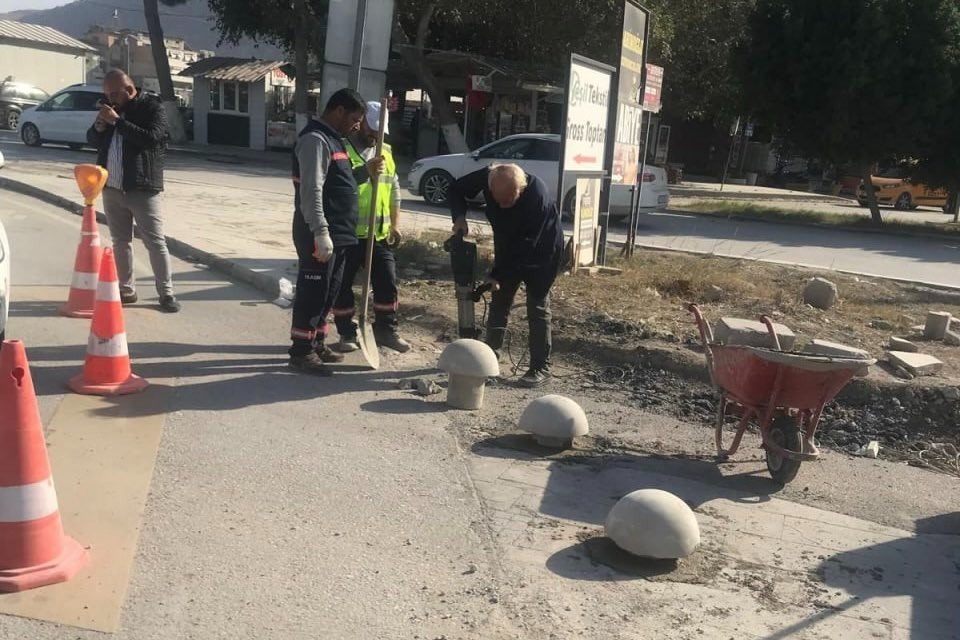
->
xmin=444 ymin=231 xmax=493 ymax=339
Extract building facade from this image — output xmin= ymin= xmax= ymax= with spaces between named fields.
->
xmin=0 ymin=20 xmax=97 ymax=94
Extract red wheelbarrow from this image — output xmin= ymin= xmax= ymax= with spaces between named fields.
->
xmin=688 ymin=304 xmax=875 ymax=484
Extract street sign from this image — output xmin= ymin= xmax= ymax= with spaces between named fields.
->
xmin=643 ymin=63 xmax=663 ymax=113
xmin=573 ymin=177 xmax=601 ymax=268
xmin=611 ymin=0 xmax=650 ymax=185
xmin=561 ymin=55 xmax=614 ymax=175
xmin=320 ymin=0 xmax=395 ymax=111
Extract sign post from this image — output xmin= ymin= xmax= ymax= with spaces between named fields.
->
xmin=614 ymin=0 xmax=651 ymax=258
xmin=558 ymin=54 xmax=615 ymax=272
xmin=321 ymin=0 xmax=395 ymax=108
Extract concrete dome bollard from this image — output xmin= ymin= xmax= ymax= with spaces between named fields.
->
xmin=437 ymin=339 xmax=500 ymax=410
xmin=517 ymin=394 xmax=589 ymax=449
xmin=604 ymin=489 xmax=700 ymax=559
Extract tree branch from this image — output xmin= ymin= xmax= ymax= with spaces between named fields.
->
xmin=415 ymin=2 xmax=438 ymax=50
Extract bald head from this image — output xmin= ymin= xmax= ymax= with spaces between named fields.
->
xmin=488 ymin=163 xmax=528 ymax=208
xmin=102 ymin=69 xmax=136 ymax=108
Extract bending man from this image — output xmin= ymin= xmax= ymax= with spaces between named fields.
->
xmin=449 ymin=163 xmax=564 ymax=387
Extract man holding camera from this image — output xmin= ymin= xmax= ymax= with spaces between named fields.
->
xmin=87 ymin=69 xmax=179 ymax=313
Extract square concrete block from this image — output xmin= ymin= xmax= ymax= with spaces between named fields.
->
xmin=803 ymin=339 xmax=870 ymax=359
xmin=945 ymin=330 xmax=960 ymax=347
xmin=888 ymin=351 xmax=944 ymax=377
xmin=888 ymin=337 xmax=919 ymax=353
xmin=714 ymin=317 xmax=796 ymax=350
xmin=924 ymin=311 xmax=953 ymax=340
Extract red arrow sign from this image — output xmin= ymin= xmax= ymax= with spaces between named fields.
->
xmin=573 ymin=154 xmax=597 ymax=164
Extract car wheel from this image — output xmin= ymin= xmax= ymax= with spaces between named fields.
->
xmin=4 ymin=109 xmax=19 ymax=131
xmin=421 ymin=170 xmax=453 ymax=206
xmin=21 ymin=123 xmax=41 ymax=147
xmin=894 ymin=192 xmax=912 ymax=210
xmin=561 ymin=188 xmax=576 ymax=222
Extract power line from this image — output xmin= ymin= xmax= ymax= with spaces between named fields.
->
xmin=82 ymin=1 xmax=212 ymax=20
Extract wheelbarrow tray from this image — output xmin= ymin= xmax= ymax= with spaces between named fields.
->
xmin=711 ymin=345 xmax=875 ymax=410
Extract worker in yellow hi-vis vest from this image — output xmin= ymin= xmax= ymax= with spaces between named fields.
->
xmin=331 ymin=100 xmax=410 ymax=353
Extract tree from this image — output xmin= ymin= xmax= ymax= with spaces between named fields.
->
xmin=737 ymin=0 xmax=960 ymax=224
xmin=143 ymin=0 xmax=189 ymax=142
xmin=207 ymin=0 xmax=327 ymax=128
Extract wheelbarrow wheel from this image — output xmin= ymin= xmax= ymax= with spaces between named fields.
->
xmin=766 ymin=416 xmax=803 ymax=485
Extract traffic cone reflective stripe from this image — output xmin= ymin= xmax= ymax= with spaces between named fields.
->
xmin=59 ymin=204 xmax=103 ymax=319
xmin=68 ymin=249 xmax=148 ymax=396
xmin=0 ymin=339 xmax=88 ymax=592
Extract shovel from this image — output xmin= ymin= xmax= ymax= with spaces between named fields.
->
xmin=354 ymin=93 xmax=390 ymax=370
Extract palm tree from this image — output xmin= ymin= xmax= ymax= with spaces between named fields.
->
xmin=143 ymin=0 xmax=187 ymax=142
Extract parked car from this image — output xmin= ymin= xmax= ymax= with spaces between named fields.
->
xmin=0 ymin=149 xmax=4 ymax=169
xmin=0 ymin=80 xmax=48 ymax=131
xmin=18 ymin=84 xmax=104 ymax=150
xmin=858 ymin=175 xmax=949 ymax=211
xmin=407 ymin=133 xmax=669 ymax=222
xmin=0 ymin=217 xmax=9 ymax=342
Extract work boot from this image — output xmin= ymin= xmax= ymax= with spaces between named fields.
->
xmin=159 ymin=295 xmax=181 ymax=313
xmin=376 ymin=331 xmax=411 ymax=353
xmin=518 ymin=366 xmax=551 ymax=388
xmin=315 ymin=344 xmax=345 ymax=364
xmin=120 ymin=291 xmax=138 ymax=305
xmin=337 ymin=334 xmax=361 ymax=353
xmin=288 ymin=351 xmax=333 ymax=376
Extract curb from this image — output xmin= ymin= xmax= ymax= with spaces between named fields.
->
xmin=669 ymin=206 xmax=960 ymax=245
xmin=671 ymin=191 xmax=851 ymax=205
xmin=0 ymin=176 xmax=290 ymax=303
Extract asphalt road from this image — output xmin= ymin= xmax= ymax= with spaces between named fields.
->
xmin=4 ymin=130 xmax=960 ymax=290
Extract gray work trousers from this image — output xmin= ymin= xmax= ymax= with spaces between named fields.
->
xmin=103 ymin=188 xmax=174 ymax=297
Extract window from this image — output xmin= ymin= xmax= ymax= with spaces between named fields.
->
xmin=477 ymin=138 xmax=535 ymax=160
xmin=532 ymin=140 xmax=561 ymax=162
xmin=238 ymin=82 xmax=248 ymax=113
xmin=74 ymin=92 xmax=103 ymax=111
xmin=210 ymin=80 xmax=220 ymax=110
xmin=210 ymin=79 xmax=248 ymax=114
xmin=47 ymin=92 xmax=76 ymax=111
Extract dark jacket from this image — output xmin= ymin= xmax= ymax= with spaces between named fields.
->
xmin=450 ymin=168 xmax=564 ymax=282
xmin=87 ymin=93 xmax=167 ymax=192
xmin=292 ymin=118 xmax=359 ymax=248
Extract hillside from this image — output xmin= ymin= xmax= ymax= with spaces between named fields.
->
xmin=1 ymin=0 xmax=284 ymax=59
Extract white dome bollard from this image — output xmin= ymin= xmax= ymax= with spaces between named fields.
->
xmin=517 ymin=394 xmax=589 ymax=449
xmin=604 ymin=489 xmax=701 ymax=559
xmin=437 ymin=339 xmax=500 ymax=410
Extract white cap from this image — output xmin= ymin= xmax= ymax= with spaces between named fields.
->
xmin=365 ymin=101 xmax=389 ymax=135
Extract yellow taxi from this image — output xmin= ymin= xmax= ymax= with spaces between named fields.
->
xmin=858 ymin=174 xmax=948 ymax=211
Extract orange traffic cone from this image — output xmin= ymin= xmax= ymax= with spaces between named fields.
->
xmin=58 ymin=204 xmax=103 ymax=318
xmin=68 ymin=249 xmax=148 ymax=396
xmin=0 ymin=340 xmax=89 ymax=592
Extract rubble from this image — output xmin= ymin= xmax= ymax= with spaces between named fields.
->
xmin=803 ymin=277 xmax=838 ymax=310
xmin=924 ymin=311 xmax=953 ymax=340
xmin=887 ymin=351 xmax=944 ymax=377
xmin=888 ymin=337 xmax=919 ymax=353
xmin=802 ymin=339 xmax=870 ymax=359
xmin=714 ymin=317 xmax=796 ymax=350
xmin=944 ymin=330 xmax=960 ymax=347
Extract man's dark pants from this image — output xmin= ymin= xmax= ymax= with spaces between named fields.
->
xmin=333 ymin=240 xmax=400 ymax=338
xmin=485 ymin=261 xmax=560 ymax=370
xmin=289 ymin=215 xmax=349 ymax=357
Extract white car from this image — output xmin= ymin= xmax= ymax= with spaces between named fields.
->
xmin=0 ymin=218 xmax=9 ymax=342
xmin=18 ymin=84 xmax=104 ymax=150
xmin=407 ymin=133 xmax=670 ymax=222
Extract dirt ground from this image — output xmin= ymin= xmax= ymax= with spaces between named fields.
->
xmin=394 ymin=232 xmax=960 ymax=478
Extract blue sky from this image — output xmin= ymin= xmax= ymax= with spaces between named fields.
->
xmin=0 ymin=0 xmax=69 ymax=12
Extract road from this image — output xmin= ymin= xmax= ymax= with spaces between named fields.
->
xmin=2 ymin=192 xmax=959 ymax=639
xmin=3 ymin=130 xmax=960 ymax=290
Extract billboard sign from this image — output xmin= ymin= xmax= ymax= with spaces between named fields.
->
xmin=643 ymin=63 xmax=663 ymax=113
xmin=611 ymin=0 xmax=650 ymax=185
xmin=561 ymin=55 xmax=614 ymax=174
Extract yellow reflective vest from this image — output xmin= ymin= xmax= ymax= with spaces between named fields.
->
xmin=346 ymin=141 xmax=396 ymax=241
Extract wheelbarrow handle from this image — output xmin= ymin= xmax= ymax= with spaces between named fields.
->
xmin=687 ymin=303 xmax=715 ymax=345
xmin=759 ymin=315 xmax=782 ymax=351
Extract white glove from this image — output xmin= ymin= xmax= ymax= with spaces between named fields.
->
xmin=312 ymin=232 xmax=334 ymax=263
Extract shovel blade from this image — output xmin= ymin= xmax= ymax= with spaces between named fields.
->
xmin=356 ymin=316 xmax=380 ymax=370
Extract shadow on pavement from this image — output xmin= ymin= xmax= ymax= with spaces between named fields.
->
xmin=360 ymin=397 xmax=447 ymax=414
